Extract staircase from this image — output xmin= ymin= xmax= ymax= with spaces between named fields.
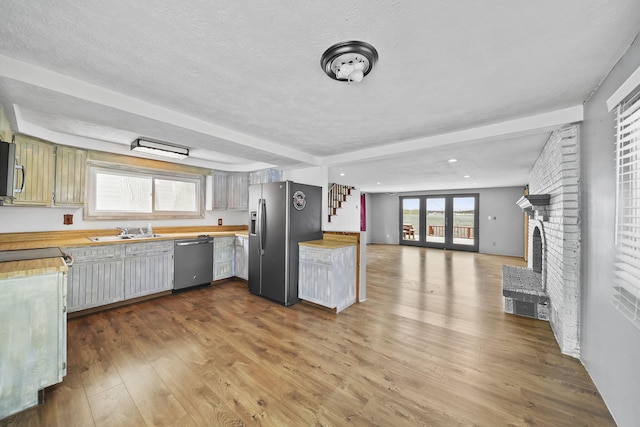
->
xmin=328 ymin=183 xmax=355 ymax=222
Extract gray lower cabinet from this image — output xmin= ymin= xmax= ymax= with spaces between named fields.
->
xmin=66 ymin=241 xmax=173 ymax=312
xmin=124 ymin=241 xmax=174 ymax=298
xmin=66 ymin=245 xmax=125 ymax=312
xmin=235 ymin=235 xmax=248 ymax=280
xmin=214 ymin=236 xmax=235 ymax=280
xmin=0 ymin=269 xmax=67 ymax=419
xmin=298 ymin=243 xmax=357 ymax=313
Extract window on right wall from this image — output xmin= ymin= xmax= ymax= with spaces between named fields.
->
xmin=613 ymin=84 xmax=640 ymax=329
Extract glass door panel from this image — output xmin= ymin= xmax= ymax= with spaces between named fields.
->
xmin=401 ymin=198 xmax=419 ymax=242
xmin=452 ymin=196 xmax=475 ymax=247
xmin=425 ymin=198 xmax=446 ymax=244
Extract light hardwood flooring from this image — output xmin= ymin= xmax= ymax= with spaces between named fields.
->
xmin=1 ymin=245 xmax=615 ymax=426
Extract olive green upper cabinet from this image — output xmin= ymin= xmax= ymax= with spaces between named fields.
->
xmin=11 ymin=135 xmax=55 ymax=206
xmin=53 ymin=145 xmax=87 ymax=206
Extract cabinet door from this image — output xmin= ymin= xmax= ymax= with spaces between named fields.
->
xmin=65 ymin=245 xmax=125 ymax=312
xmin=227 ymin=172 xmax=249 ymax=210
xmin=11 ymin=135 xmax=55 ymax=205
xmin=124 ymin=241 xmax=174 ymax=298
xmin=0 ymin=271 xmax=66 ymax=419
xmin=235 ymin=236 xmax=248 ymax=280
xmin=214 ymin=237 xmax=235 ymax=280
xmin=213 ymin=170 xmax=228 ymax=209
xmin=235 ymin=236 xmax=249 ymax=280
xmin=67 ymin=260 xmax=124 ymax=311
xmin=54 ymin=145 xmax=87 ymax=206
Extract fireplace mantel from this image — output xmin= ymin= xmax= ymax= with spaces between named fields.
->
xmin=516 ymin=194 xmax=550 ymax=220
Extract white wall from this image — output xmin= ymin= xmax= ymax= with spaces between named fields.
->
xmin=368 ymin=187 xmax=524 ymax=257
xmin=324 ymin=188 xmax=361 ymax=232
xmin=579 ymin=35 xmax=640 ymax=427
xmin=369 ymin=193 xmax=400 ymax=244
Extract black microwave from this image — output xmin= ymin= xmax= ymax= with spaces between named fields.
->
xmin=0 ymin=141 xmax=24 ymax=198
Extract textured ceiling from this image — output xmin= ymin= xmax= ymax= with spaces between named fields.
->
xmin=0 ymin=1 xmax=639 ymax=192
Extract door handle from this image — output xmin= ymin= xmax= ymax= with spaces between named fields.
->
xmin=176 ymin=240 xmax=213 ymax=246
xmin=14 ymin=163 xmax=25 ymax=194
xmin=258 ymin=198 xmax=266 ymax=255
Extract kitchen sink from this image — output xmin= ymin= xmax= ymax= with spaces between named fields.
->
xmin=88 ymin=234 xmax=164 ymax=242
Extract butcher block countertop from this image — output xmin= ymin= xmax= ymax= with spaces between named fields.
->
xmin=0 ymin=226 xmax=249 ymax=252
xmin=0 ymin=257 xmax=68 ymax=280
xmin=299 ymin=239 xmax=357 ymax=249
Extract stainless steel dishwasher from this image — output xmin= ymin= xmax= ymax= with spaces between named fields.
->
xmin=173 ymin=235 xmax=214 ymax=291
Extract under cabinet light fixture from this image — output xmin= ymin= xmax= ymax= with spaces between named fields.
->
xmin=131 ymin=138 xmax=189 ymax=160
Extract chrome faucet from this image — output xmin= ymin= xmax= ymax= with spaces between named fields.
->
xmin=136 ymin=227 xmax=145 ymax=235
xmin=117 ymin=226 xmax=129 ymax=236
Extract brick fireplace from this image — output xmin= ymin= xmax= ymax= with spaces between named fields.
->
xmin=503 ymin=202 xmax=549 ymax=321
xmin=504 ymin=126 xmax=581 ymax=357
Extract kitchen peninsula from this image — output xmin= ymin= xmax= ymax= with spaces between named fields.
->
xmin=298 ymin=235 xmax=358 ymax=313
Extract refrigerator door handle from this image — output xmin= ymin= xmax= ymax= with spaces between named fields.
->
xmin=258 ymin=198 xmax=266 ymax=255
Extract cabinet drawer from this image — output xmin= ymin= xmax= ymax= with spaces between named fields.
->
xmin=125 ymin=240 xmax=174 ymax=256
xmin=298 ymin=247 xmax=332 ymax=265
xmin=65 ymin=245 xmax=125 ymax=262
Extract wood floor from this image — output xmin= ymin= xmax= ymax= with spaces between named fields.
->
xmin=2 ymin=245 xmax=615 ymax=426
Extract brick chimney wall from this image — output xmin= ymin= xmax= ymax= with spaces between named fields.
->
xmin=528 ymin=125 xmax=581 ymax=357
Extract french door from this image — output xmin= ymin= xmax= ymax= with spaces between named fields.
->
xmin=400 ymin=194 xmax=479 ymax=252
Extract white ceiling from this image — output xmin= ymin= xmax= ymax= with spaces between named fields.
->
xmin=1 ymin=1 xmax=639 ymax=193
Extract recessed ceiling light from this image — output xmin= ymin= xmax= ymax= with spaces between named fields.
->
xmin=464 ymin=175 xmax=470 ymax=178
xmin=448 ymin=158 xmax=458 ymax=163
xmin=340 ymin=173 xmax=345 ymax=176
xmin=376 ymin=182 xmax=381 ymax=185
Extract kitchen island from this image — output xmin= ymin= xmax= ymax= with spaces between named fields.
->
xmin=298 ymin=238 xmax=357 ymax=313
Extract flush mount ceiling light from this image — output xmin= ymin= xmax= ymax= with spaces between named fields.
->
xmin=131 ymin=138 xmax=189 ymax=160
xmin=321 ymin=40 xmax=378 ymax=83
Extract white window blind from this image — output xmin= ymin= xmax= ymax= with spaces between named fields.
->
xmin=613 ymin=86 xmax=640 ymax=329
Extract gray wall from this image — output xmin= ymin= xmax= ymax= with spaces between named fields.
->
xmin=369 ymin=193 xmax=400 ymax=244
xmin=580 ymin=36 xmax=640 ymax=426
xmin=368 ymin=186 xmax=524 ymax=257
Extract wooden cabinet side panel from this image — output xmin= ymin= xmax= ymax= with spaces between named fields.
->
xmin=0 ymin=272 xmax=64 ymax=419
xmin=333 ymin=246 xmax=357 ymax=312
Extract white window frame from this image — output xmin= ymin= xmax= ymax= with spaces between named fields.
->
xmin=612 ymin=84 xmax=640 ymax=330
xmin=85 ymin=162 xmax=205 ymax=220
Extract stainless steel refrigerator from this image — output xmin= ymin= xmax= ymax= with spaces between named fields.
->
xmin=248 ymin=181 xmax=323 ymax=306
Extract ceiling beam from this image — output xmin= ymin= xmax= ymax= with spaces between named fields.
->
xmin=320 ymin=105 xmax=584 ymax=167
xmin=0 ymin=54 xmax=321 ymax=167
